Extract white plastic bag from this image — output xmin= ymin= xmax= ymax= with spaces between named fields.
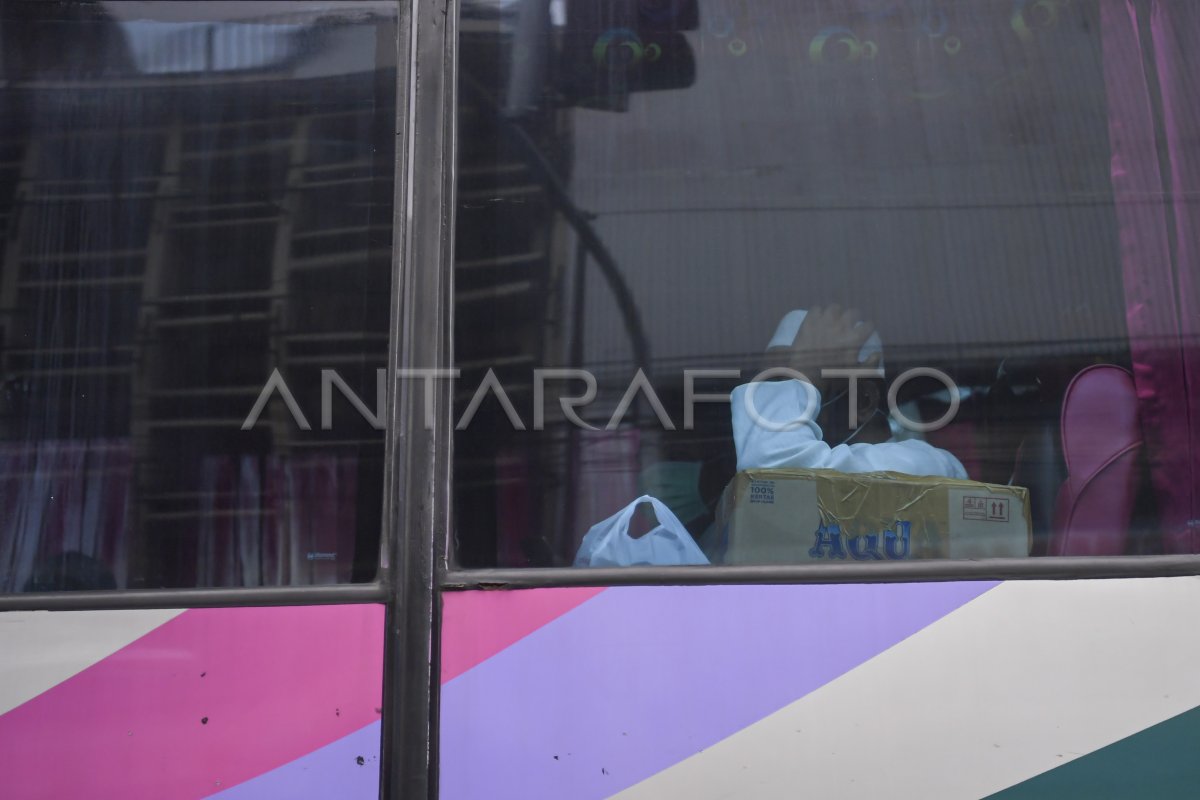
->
xmin=573 ymin=495 xmax=710 ymax=567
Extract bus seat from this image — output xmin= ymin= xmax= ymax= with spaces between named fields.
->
xmin=1048 ymin=365 xmax=1143 ymax=556
xmin=1010 ymin=423 xmax=1065 ymax=557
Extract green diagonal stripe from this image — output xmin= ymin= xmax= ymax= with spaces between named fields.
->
xmin=986 ymin=705 xmax=1200 ymax=799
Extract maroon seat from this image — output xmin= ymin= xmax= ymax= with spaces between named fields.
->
xmin=1047 ymin=365 xmax=1143 ymax=556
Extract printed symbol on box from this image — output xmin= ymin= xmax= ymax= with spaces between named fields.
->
xmin=749 ymin=480 xmax=775 ymax=504
xmin=962 ymin=496 xmax=986 ymax=520
xmin=963 ymin=496 xmax=1007 ymax=522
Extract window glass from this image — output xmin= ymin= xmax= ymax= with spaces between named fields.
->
xmin=452 ymin=0 xmax=1199 ymax=568
xmin=0 ymin=1 xmax=397 ymax=590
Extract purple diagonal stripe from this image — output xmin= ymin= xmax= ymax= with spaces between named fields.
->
xmin=439 ymin=581 xmax=997 ymax=800
xmin=207 ymin=721 xmax=381 ymax=799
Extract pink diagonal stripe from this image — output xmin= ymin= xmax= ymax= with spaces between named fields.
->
xmin=0 ymin=604 xmax=384 ymax=800
xmin=441 ymin=587 xmax=607 ymax=683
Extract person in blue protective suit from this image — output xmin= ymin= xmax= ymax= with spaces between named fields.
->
xmin=731 ymin=305 xmax=967 ymax=479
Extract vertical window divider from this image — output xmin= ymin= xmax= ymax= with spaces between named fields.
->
xmin=382 ymin=0 xmax=457 ymax=798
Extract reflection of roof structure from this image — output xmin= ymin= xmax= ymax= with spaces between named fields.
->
xmin=5 ymin=5 xmax=392 ymax=84
xmin=119 ymin=21 xmax=309 ymax=74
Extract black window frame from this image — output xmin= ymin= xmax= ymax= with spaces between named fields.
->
xmin=0 ymin=0 xmax=422 ymax=796
xmin=0 ymin=0 xmax=413 ymax=613
xmin=438 ymin=0 xmax=1200 ymax=591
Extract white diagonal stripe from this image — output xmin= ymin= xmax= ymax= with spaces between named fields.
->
xmin=613 ymin=577 xmax=1200 ymax=800
xmin=0 ymin=609 xmax=185 ymax=716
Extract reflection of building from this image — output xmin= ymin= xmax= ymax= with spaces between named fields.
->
xmin=452 ymin=0 xmax=702 ymax=568
xmin=0 ymin=8 xmax=396 ymax=590
xmin=454 ymin=7 xmax=573 ymax=567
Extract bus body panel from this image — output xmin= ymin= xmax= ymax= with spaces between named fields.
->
xmin=0 ymin=603 xmax=385 ymax=799
xmin=440 ymin=579 xmax=1200 ymax=799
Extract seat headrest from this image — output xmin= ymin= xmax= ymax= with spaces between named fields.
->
xmin=1060 ymin=364 xmax=1140 ymax=484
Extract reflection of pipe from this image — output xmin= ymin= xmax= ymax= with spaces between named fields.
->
xmin=461 ymin=72 xmax=652 ymax=375
xmin=562 ymin=234 xmax=588 ymax=561
xmin=504 ymin=0 xmax=551 ymax=117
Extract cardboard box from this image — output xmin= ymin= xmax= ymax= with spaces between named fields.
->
xmin=716 ymin=468 xmax=1031 ymax=564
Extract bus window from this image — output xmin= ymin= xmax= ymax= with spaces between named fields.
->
xmin=450 ymin=0 xmax=1199 ymax=568
xmin=0 ymin=1 xmax=398 ymax=590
